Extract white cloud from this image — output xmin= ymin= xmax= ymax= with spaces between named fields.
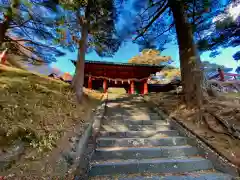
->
xmin=228 ymin=1 xmax=240 ymax=20
xmin=213 ymin=1 xmax=240 ymax=22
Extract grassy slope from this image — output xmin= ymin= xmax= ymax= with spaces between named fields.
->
xmin=0 ymin=65 xmax=103 ymax=174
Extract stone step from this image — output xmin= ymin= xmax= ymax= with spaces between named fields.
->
xmin=128 ymin=125 xmax=170 ymax=131
xmin=96 ymin=137 xmax=188 ymax=148
xmin=92 ymin=146 xmax=199 ymax=160
xmin=149 ymin=114 xmax=162 ymax=120
xmin=99 ymin=130 xmax=179 ymax=138
xmin=88 ymin=100 xmax=233 ymax=179
xmin=101 ymin=125 xmax=170 ymax=132
xmin=102 ymin=120 xmax=169 ymax=125
xmin=122 ymin=114 xmax=162 ymax=121
xmin=89 ymin=157 xmax=213 ymax=176
xmin=89 ymin=172 xmax=233 ymax=180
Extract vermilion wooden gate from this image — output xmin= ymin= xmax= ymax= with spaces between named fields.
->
xmin=71 ymin=60 xmax=164 ymax=94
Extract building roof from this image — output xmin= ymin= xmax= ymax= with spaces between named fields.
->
xmin=71 ymin=60 xmax=165 ymax=68
xmin=71 ymin=60 xmax=165 ymax=79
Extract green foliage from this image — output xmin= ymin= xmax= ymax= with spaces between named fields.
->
xmin=128 ymin=49 xmax=171 ymax=65
xmin=0 ymin=0 xmax=65 ymax=63
xmin=197 ymin=7 xmax=240 ymax=60
xmin=203 ymin=0 xmax=211 ymax=10
xmin=21 ymin=0 xmax=33 ymax=8
xmin=119 ymin=0 xmax=231 ymax=51
xmin=57 ymin=0 xmax=121 ymax=57
xmin=59 ymin=0 xmax=87 ymax=10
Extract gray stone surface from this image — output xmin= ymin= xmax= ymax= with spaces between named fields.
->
xmin=170 ymin=119 xmax=240 ymax=177
xmin=99 ymin=130 xmax=179 ymax=138
xmin=90 ymin=173 xmax=233 ymax=180
xmin=128 ymin=125 xmax=170 ymax=131
xmin=102 ymin=120 xmax=169 ymax=125
xmin=0 ymin=140 xmax=25 ymax=171
xmin=55 ymin=97 xmax=108 ymax=178
xmin=87 ymin=96 xmax=234 ymax=179
xmin=92 ymin=146 xmax=198 ymax=160
xmin=148 ymin=105 xmax=240 ymax=177
xmin=101 ymin=124 xmax=171 ymax=131
xmin=97 ymin=137 xmax=188 ymax=147
xmin=89 ymin=158 xmax=213 ymax=176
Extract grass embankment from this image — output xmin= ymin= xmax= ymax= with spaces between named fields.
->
xmin=0 ymin=65 xmax=103 ymax=176
xmin=146 ymin=92 xmax=240 ymax=167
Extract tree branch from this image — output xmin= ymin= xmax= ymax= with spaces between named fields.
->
xmin=134 ymin=1 xmax=168 ymax=40
xmin=9 ymin=19 xmax=32 ymax=29
xmin=138 ymin=2 xmax=166 ymax=25
xmin=8 ymin=38 xmax=46 ymax=61
xmin=154 ymin=22 xmax=174 ymax=39
xmin=139 ymin=0 xmax=164 ymax=17
xmin=21 ymin=25 xmax=55 ymax=40
xmin=14 ymin=46 xmax=43 ymax=63
xmin=10 ymin=38 xmax=57 ymax=50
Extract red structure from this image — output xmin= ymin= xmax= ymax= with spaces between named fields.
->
xmin=71 ymin=60 xmax=164 ymax=94
xmin=0 ymin=49 xmax=8 ymax=65
xmin=209 ymin=68 xmax=240 ymax=81
xmin=224 ymin=73 xmax=240 ymax=80
xmin=218 ymin=68 xmax=225 ymax=81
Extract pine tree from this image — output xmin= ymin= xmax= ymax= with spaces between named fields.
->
xmin=197 ymin=1 xmax=240 ymax=73
xmin=0 ymin=0 xmax=65 ymax=63
xmin=119 ymin=0 xmax=233 ymax=106
xmin=57 ymin=0 xmax=121 ymax=102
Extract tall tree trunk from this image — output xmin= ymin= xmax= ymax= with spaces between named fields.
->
xmin=72 ymin=1 xmax=92 ymax=102
xmin=0 ymin=20 xmax=9 ymax=47
xmin=169 ymin=0 xmax=203 ymax=107
xmin=0 ymin=0 xmax=20 ymax=47
xmin=72 ymin=24 xmax=88 ymax=102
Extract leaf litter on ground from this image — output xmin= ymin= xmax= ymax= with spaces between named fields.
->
xmin=146 ymin=92 xmax=240 ymax=167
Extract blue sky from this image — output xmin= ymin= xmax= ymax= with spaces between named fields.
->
xmin=50 ymin=0 xmax=240 ymax=75
xmin=51 ymin=41 xmax=239 ymax=75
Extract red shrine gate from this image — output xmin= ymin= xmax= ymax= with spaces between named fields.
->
xmin=71 ymin=60 xmax=164 ymax=94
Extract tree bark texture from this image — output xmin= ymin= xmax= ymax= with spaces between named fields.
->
xmin=0 ymin=19 xmax=9 ymax=47
xmin=169 ymin=0 xmax=203 ymax=107
xmin=72 ymin=1 xmax=92 ymax=102
xmin=73 ymin=24 xmax=88 ymax=102
xmin=0 ymin=0 xmax=20 ymax=47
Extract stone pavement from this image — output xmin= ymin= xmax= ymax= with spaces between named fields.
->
xmin=88 ymin=96 xmax=233 ymax=179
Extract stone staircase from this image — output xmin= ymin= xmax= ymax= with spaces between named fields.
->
xmin=88 ymin=99 xmax=233 ymax=179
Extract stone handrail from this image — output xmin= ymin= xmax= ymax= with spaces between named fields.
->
xmin=57 ymin=93 xmax=108 ymax=178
